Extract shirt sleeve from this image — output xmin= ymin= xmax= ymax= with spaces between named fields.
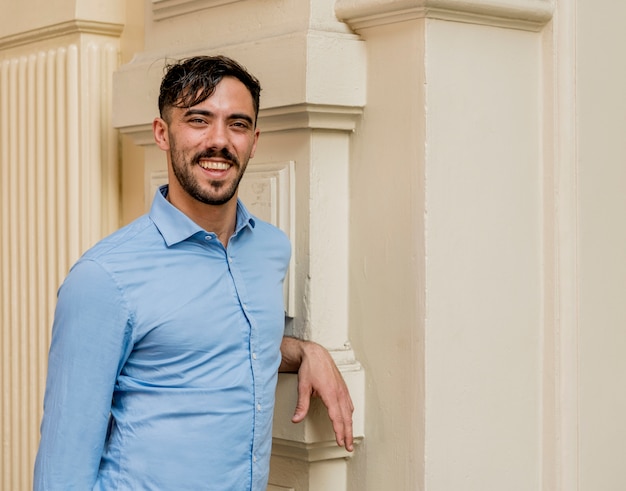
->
xmin=34 ymin=259 xmax=133 ymax=490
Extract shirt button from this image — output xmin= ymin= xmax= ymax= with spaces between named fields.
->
xmin=253 ymin=455 xmax=257 ymax=463
xmin=252 ymin=352 xmax=257 ymax=360
xmin=257 ymin=404 xmax=262 ymax=412
xmin=205 ymin=235 xmax=212 ymax=240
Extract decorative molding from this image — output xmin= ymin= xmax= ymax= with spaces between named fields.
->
xmin=330 ymin=345 xmax=362 ymax=371
xmin=336 ymin=0 xmax=555 ymax=31
xmin=0 ymin=20 xmax=124 ymax=51
xmin=258 ymin=104 xmax=363 ymax=133
xmin=271 ymin=437 xmax=362 ymax=463
xmin=152 ymin=0 xmax=244 ymax=21
xmin=117 ymin=124 xmax=155 ymax=146
xmin=239 ymin=161 xmax=296 ymax=317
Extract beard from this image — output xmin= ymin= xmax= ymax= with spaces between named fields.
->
xmin=169 ymin=139 xmax=248 ymax=206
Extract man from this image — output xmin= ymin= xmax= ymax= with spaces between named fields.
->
xmin=34 ymin=55 xmax=353 ymax=490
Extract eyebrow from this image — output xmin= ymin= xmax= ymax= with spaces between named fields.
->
xmin=183 ymin=108 xmax=254 ymax=126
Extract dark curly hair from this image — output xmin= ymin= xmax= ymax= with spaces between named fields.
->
xmin=158 ymin=55 xmax=261 ymax=124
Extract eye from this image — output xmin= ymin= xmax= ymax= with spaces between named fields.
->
xmin=231 ymin=120 xmax=252 ymax=130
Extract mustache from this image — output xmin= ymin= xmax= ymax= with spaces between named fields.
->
xmin=194 ymin=148 xmax=239 ymax=166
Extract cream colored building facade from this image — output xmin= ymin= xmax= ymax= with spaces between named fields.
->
xmin=1 ymin=0 xmax=625 ymax=490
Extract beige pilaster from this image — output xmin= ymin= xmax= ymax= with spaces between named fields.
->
xmin=337 ymin=1 xmax=555 ymax=490
xmin=0 ymin=2 xmax=125 ymax=490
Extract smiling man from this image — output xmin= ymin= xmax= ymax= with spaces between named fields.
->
xmin=34 ymin=55 xmax=353 ymax=491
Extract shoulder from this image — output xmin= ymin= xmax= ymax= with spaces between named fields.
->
xmin=68 ymin=214 xmax=160 ymax=282
xmin=60 ymin=215 xmax=157 ymax=300
xmin=81 ymin=214 xmax=156 ymax=262
xmin=251 ymin=216 xmax=290 ymax=249
xmin=253 ymin=217 xmax=288 ymax=239
xmin=237 ymin=200 xmax=291 ymax=251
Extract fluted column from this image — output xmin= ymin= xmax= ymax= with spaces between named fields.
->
xmin=0 ymin=2 xmax=124 ymax=490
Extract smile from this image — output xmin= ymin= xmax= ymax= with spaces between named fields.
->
xmin=199 ymin=160 xmax=231 ymax=171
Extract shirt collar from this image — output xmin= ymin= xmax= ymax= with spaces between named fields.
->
xmin=149 ymin=185 xmax=256 ymax=247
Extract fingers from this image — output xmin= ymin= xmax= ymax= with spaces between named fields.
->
xmin=323 ymin=387 xmax=354 ymax=451
xmin=295 ymin=389 xmax=355 ymax=451
xmin=342 ymin=396 xmax=355 ymax=452
xmin=291 ymin=381 xmax=312 ymax=423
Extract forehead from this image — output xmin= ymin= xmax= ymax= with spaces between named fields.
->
xmin=182 ymin=76 xmax=255 ymax=115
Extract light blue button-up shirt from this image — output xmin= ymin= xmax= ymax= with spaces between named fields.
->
xmin=34 ymin=186 xmax=291 ymax=490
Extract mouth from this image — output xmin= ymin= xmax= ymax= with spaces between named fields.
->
xmin=198 ymin=160 xmax=231 ymax=171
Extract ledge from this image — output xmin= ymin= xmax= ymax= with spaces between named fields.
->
xmin=336 ymin=0 xmax=555 ymax=31
xmin=117 ymin=124 xmax=155 ymax=146
xmin=258 ymin=104 xmax=363 ymax=133
xmin=272 ymin=437 xmax=362 ymax=462
xmin=0 ymin=20 xmax=124 ymax=50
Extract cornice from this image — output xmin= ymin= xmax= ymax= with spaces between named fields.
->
xmin=151 ymin=0 xmax=244 ymax=21
xmin=258 ymin=104 xmax=363 ymax=133
xmin=117 ymin=124 xmax=155 ymax=147
xmin=0 ymin=20 xmax=124 ymax=51
xmin=335 ymin=0 xmax=555 ymax=31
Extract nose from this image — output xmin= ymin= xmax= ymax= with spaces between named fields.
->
xmin=206 ymin=120 xmax=229 ymax=150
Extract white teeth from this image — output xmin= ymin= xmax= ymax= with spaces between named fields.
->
xmin=199 ymin=161 xmax=230 ymax=171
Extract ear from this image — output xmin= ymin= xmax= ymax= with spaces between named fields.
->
xmin=153 ymin=117 xmax=170 ymax=151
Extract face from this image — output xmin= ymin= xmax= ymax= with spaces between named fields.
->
xmin=154 ymin=76 xmax=259 ymax=208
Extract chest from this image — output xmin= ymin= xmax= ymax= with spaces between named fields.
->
xmin=118 ymin=242 xmax=286 ymax=385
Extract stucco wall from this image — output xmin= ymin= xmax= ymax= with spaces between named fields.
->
xmin=577 ymin=2 xmax=626 ymax=489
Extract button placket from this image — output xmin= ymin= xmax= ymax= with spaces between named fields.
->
xmin=227 ymin=242 xmax=261 ymax=479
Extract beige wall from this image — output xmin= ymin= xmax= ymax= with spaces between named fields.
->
xmin=577 ymin=2 xmax=626 ymax=489
xmin=1 ymin=0 xmax=626 ymax=490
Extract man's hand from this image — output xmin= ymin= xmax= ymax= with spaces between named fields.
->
xmin=279 ymin=337 xmax=354 ymax=452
